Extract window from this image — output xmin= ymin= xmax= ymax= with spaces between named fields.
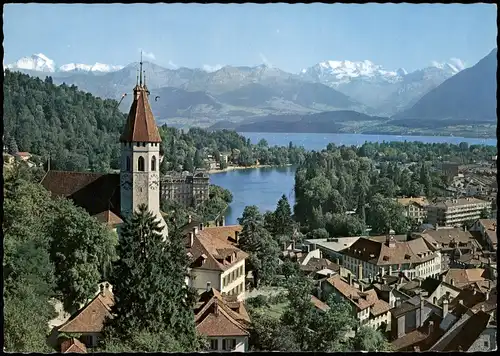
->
xmin=151 ymin=156 xmax=156 ymax=171
xmin=126 ymin=156 xmax=131 ymax=171
xmin=210 ymin=339 xmax=218 ymax=350
xmin=142 ymin=142 xmax=146 ymax=147
xmin=138 ymin=156 xmax=145 ymax=172
xmin=223 ymin=339 xmax=236 ymax=350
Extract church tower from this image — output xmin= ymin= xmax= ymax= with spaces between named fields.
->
xmin=119 ymin=56 xmax=168 ymax=236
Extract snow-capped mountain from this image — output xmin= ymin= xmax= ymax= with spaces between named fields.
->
xmin=59 ymin=62 xmax=125 ymax=73
xmin=6 ymin=54 xmax=124 ymax=73
xmin=300 ymin=60 xmax=404 ymax=86
xmin=300 ymin=58 xmax=466 ymax=115
xmin=6 ymin=53 xmax=56 ymax=72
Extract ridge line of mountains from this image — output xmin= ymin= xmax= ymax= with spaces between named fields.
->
xmin=4 ymin=48 xmax=497 ymax=137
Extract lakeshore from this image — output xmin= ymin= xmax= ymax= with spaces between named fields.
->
xmin=208 ymin=163 xmax=293 ymax=175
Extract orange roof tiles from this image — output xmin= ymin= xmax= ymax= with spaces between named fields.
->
xmin=120 ymin=85 xmax=162 ymax=143
xmin=61 ymin=338 xmax=87 ymax=353
xmin=58 ymin=291 xmax=114 ymax=334
xmin=325 ymin=274 xmax=380 ymax=311
xmin=92 ymin=210 xmax=123 ymax=226
xmin=187 ymin=228 xmax=248 ymax=272
xmin=195 ymin=289 xmax=250 ymax=337
xmin=345 ymin=236 xmax=435 ymax=266
xmin=310 ymin=295 xmax=330 ymax=312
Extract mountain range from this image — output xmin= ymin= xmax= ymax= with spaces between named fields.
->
xmin=4 ymin=50 xmax=496 ymax=137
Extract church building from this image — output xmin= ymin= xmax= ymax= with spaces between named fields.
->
xmin=41 ymin=60 xmax=168 ymax=236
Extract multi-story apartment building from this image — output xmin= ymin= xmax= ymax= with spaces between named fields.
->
xmin=341 ymin=232 xmax=442 ymax=281
xmin=397 ymin=197 xmax=428 ymax=223
xmin=161 ymin=169 xmax=210 ymax=207
xmin=426 ymin=197 xmax=491 ymax=227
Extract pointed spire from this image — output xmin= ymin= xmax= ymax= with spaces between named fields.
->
xmin=136 ymin=68 xmax=139 ymax=86
xmin=139 ymin=51 xmax=143 ymax=86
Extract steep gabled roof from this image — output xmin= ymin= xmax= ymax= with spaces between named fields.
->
xmin=195 ymin=290 xmax=250 ymax=337
xmin=442 ymin=311 xmax=491 ymax=351
xmin=61 ymin=338 xmax=87 ymax=353
xmin=40 ymin=170 xmax=121 ymax=218
xmin=120 ymin=85 xmax=161 ymax=143
xmin=58 ymin=292 xmax=114 ymax=334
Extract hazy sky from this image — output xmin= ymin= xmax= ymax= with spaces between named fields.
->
xmin=3 ymin=3 xmax=497 ymax=73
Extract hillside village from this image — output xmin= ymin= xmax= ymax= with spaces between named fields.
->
xmin=3 ymin=53 xmax=497 ymax=352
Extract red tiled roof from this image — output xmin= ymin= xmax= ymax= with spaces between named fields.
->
xmin=58 ymin=291 xmax=114 ymax=334
xmin=195 ymin=289 xmax=249 ymax=337
xmin=325 ymin=274 xmax=380 ymax=311
xmin=40 ymin=171 xmax=121 ymax=218
xmin=344 ymin=236 xmax=435 ymax=266
xmin=391 ymin=313 xmax=445 ymax=351
xmin=202 ymin=225 xmax=242 ymax=245
xmin=310 ymin=295 xmax=330 ymax=312
xmin=120 ymin=85 xmax=162 ymax=143
xmin=441 ymin=268 xmax=487 ymax=288
xmin=93 ymin=210 xmax=123 ymax=226
xmin=187 ymin=229 xmax=248 ymax=272
xmin=61 ymin=338 xmax=87 ymax=353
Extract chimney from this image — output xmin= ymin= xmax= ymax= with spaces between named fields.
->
xmin=413 ymin=346 xmax=420 ymax=352
xmin=193 ymin=226 xmax=198 ymax=236
xmin=458 ymin=299 xmax=463 ymax=305
xmin=358 ymin=264 xmax=363 ymax=280
xmin=440 ymin=274 xmax=445 ymax=282
xmin=206 ymin=281 xmax=211 ymax=292
xmin=335 ymin=258 xmax=340 ymax=265
xmin=485 ymin=291 xmax=490 ymax=301
xmin=99 ymin=283 xmax=104 ymax=296
xmin=480 ymin=304 xmax=485 ymax=312
xmin=221 ymin=215 xmax=225 ymax=227
xmin=292 ymin=240 xmax=296 ymax=251
xmin=189 ymin=232 xmax=194 ymax=247
xmin=395 ymin=297 xmax=401 ymax=307
xmin=389 ymin=265 xmax=393 ymax=276
xmin=360 ymin=284 xmax=365 ymax=292
xmin=450 ymin=278 xmax=454 ymax=286
xmin=199 ymin=223 xmax=204 ymax=231
xmin=188 ymin=214 xmax=192 ymax=224
xmin=442 ymin=298 xmax=449 ymax=317
xmin=435 ymin=224 xmax=439 ymax=231
xmin=428 ymin=321 xmax=434 ymax=335
xmin=235 ymin=230 xmax=239 ymax=243
xmin=348 ymin=273 xmax=353 ymax=286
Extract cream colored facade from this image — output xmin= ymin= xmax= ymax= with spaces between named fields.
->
xmin=190 ymin=259 xmax=246 ymax=300
xmin=426 ymin=198 xmax=491 ymax=227
xmin=208 ymin=336 xmax=248 ymax=352
xmin=342 ymin=252 xmax=442 ymax=281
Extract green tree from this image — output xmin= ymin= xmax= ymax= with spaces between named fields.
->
xmin=104 ymin=205 xmax=200 ymax=350
xmin=3 ymin=178 xmax=57 ymax=352
xmin=249 ymin=312 xmax=300 ymax=351
xmin=49 ymin=198 xmax=118 ymax=311
xmin=193 ymin=149 xmax=205 ymax=169
xmin=238 ymin=206 xmax=280 ymax=286
xmin=350 ymin=325 xmax=392 ymax=352
xmin=272 ymin=194 xmax=295 ymax=237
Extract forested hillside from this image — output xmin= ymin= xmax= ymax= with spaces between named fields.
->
xmin=3 ymin=70 xmax=126 ymax=171
xmin=4 ymin=70 xmax=306 ymax=173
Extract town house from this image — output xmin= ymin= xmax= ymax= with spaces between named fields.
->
xmin=186 ymin=224 xmax=248 ymax=299
xmin=341 ymin=231 xmax=442 ymax=281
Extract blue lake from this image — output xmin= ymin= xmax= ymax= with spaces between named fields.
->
xmin=211 ymin=132 xmax=497 ymax=225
